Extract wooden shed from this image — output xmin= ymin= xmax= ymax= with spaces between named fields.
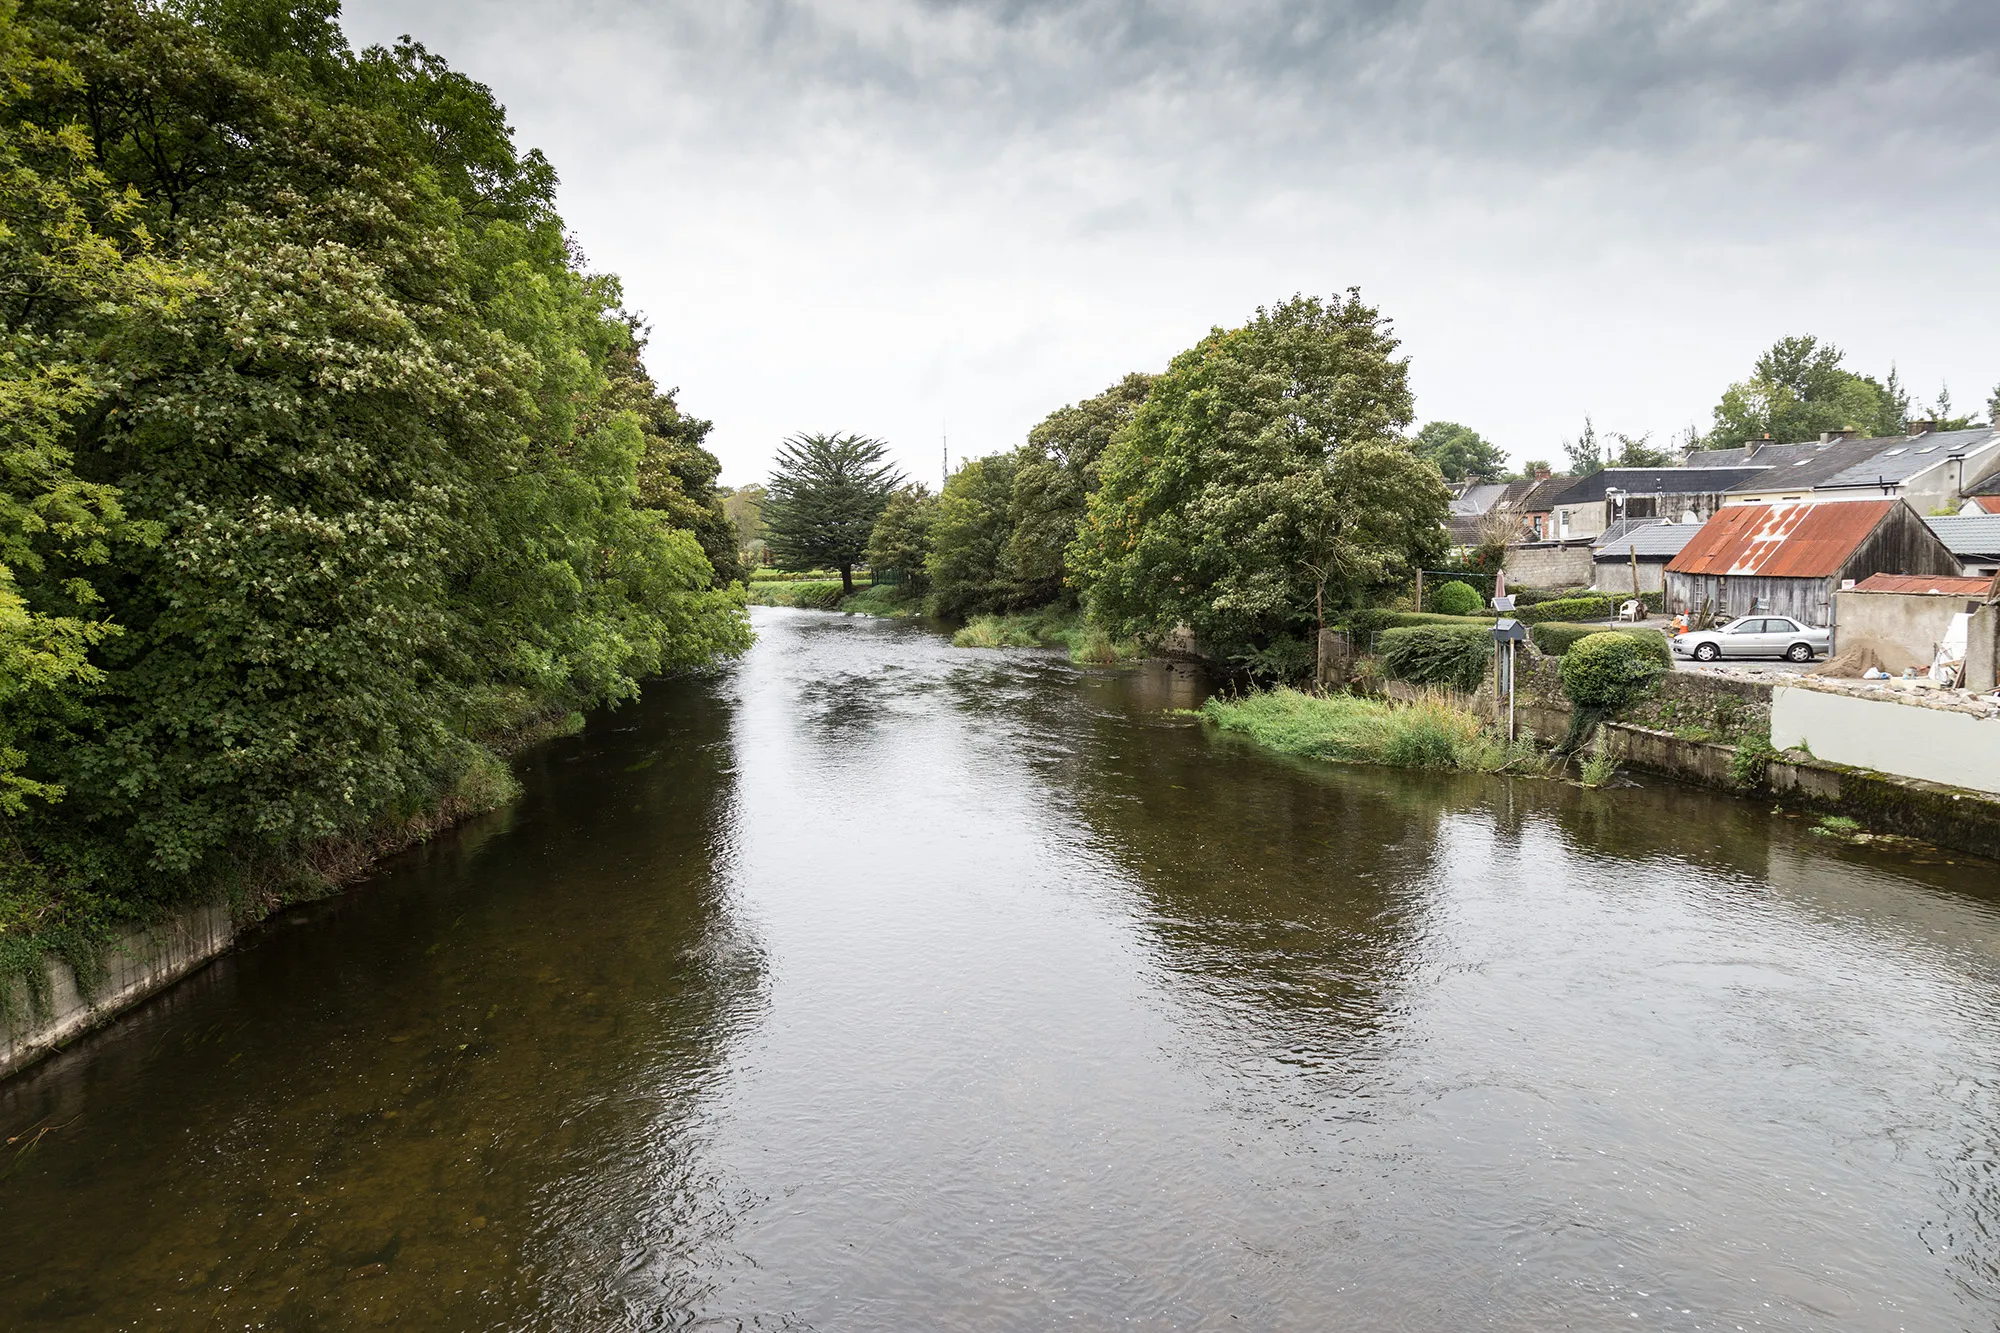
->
xmin=1664 ymin=499 xmax=1960 ymax=627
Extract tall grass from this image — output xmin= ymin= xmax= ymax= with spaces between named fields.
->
xmin=1202 ymin=687 xmax=1546 ymax=775
xmin=953 ymin=609 xmax=1142 ymax=665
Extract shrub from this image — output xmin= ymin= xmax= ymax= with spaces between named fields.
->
xmin=1380 ymin=626 xmax=1494 ymax=692
xmin=1200 ymin=688 xmax=1544 ymax=774
xmin=1337 ymin=609 xmax=1493 ymax=635
xmin=1428 ymin=580 xmax=1484 ymax=616
xmin=1560 ymin=632 xmax=1667 ymax=712
xmin=1233 ymin=634 xmax=1317 ymax=684
xmin=1516 ymin=594 xmax=1618 ymax=625
xmin=1531 ymin=622 xmax=1668 ymax=657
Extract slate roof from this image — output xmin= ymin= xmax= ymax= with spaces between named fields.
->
xmin=1667 ymin=500 xmax=1897 ymax=579
xmin=1508 ymin=476 xmax=1573 ymax=513
xmin=1849 ymin=573 xmax=1996 ymax=596
xmin=1816 ymin=428 xmax=2000 ymax=491
xmin=1547 ymin=467 xmax=1766 ymax=506
xmin=1723 ymin=436 xmax=1899 ymax=493
xmin=1448 ymin=482 xmax=1510 ymax=516
xmin=1684 ymin=440 xmax=1831 ymax=469
xmin=1965 ymin=470 xmax=2000 ymax=498
xmin=1923 ymin=514 xmax=2000 ymax=557
xmin=1593 ymin=521 xmax=1701 ymax=561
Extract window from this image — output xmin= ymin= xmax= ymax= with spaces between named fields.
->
xmin=1767 ymin=619 xmax=1798 ymax=633
xmin=1729 ymin=620 xmax=1765 ymax=634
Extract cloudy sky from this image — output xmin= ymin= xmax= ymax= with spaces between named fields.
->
xmin=340 ymin=0 xmax=2000 ymax=486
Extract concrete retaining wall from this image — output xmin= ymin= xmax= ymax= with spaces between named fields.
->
xmin=1771 ymin=685 xmax=2000 ymax=795
xmin=1 ymin=902 xmax=237 ymax=1080
xmin=1831 ymin=589 xmax=1982 ymax=675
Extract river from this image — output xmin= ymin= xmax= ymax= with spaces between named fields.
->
xmin=3 ymin=606 xmax=1999 ymax=1330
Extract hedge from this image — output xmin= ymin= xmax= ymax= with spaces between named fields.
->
xmin=1531 ymin=622 xmax=1671 ymax=659
xmin=1380 ymin=626 xmax=1494 ymax=692
xmin=1337 ymin=609 xmax=1496 ymax=635
xmin=1514 ymin=594 xmax=1618 ymax=625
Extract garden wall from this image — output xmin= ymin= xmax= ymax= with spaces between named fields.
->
xmin=1770 ymin=683 xmax=2000 ymax=796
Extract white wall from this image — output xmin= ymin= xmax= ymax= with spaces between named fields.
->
xmin=1770 ymin=685 xmax=2000 ymax=795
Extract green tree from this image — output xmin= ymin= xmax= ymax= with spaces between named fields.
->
xmin=1516 ymin=458 xmax=1553 ymax=480
xmin=1987 ymin=383 xmax=2000 ymax=426
xmin=928 ymin=453 xmax=1021 ymax=619
xmin=1413 ymin=421 xmax=1506 ymax=482
xmin=1071 ymin=291 xmax=1447 ymax=656
xmin=1561 ymin=418 xmax=1605 ymax=476
xmin=1006 ymin=372 xmax=1152 ymax=606
xmin=866 ymin=484 xmax=937 ymax=593
xmin=763 ymin=432 xmax=901 ymax=594
xmin=1703 ymin=335 xmax=1906 ymax=447
xmin=721 ymin=483 xmax=767 ymax=568
xmin=1608 ymin=431 xmax=1673 ymax=468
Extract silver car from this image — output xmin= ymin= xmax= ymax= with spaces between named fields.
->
xmin=1672 ymin=616 xmax=1831 ymax=663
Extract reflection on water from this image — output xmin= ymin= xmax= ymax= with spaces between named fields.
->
xmin=3 ymin=606 xmax=1999 ymax=1330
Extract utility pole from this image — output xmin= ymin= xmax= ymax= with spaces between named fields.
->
xmin=942 ymin=423 xmax=949 ymax=490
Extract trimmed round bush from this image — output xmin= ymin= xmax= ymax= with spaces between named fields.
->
xmin=1559 ymin=631 xmax=1668 ymax=711
xmin=1428 ymin=580 xmax=1483 ymax=617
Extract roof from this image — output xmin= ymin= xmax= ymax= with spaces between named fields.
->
xmin=1849 ymin=573 xmax=1996 ymax=596
xmin=1547 ymin=467 xmax=1767 ymax=507
xmin=1966 ymin=471 xmax=2000 ymax=498
xmin=1973 ymin=495 xmax=2000 ymax=515
xmin=1509 ymin=475 xmax=1573 ymax=514
xmin=1923 ymin=514 xmax=2000 ymax=557
xmin=1816 ymin=428 xmax=2000 ymax=491
xmin=1684 ymin=440 xmax=1831 ymax=469
xmin=1448 ymin=482 xmax=1509 ymax=516
xmin=1666 ymin=499 xmax=1897 ymax=579
xmin=1593 ymin=521 xmax=1702 ymax=561
xmin=1723 ymin=436 xmax=1899 ymax=493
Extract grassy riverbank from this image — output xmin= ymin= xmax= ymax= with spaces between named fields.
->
xmin=952 ymin=608 xmax=1143 ymax=666
xmin=1202 ymin=688 xmax=1547 ymax=774
xmin=746 ymin=581 xmax=927 ymax=616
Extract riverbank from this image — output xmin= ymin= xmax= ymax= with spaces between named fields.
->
xmin=1209 ymin=672 xmax=2000 ymax=863
xmin=0 ymin=704 xmax=584 ymax=1081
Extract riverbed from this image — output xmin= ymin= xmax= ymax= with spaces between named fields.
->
xmin=4 ymin=606 xmax=1999 ymax=1330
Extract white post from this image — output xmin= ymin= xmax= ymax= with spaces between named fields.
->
xmin=1508 ymin=639 xmax=1517 ymax=742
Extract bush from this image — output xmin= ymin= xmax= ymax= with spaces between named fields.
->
xmin=1531 ymin=622 xmax=1669 ymax=657
xmin=1201 ymin=688 xmax=1544 ymax=773
xmin=1428 ymin=580 xmax=1484 ymax=616
xmin=1337 ymin=609 xmax=1494 ymax=635
xmin=1516 ymin=594 xmax=1618 ymax=625
xmin=1380 ymin=626 xmax=1494 ymax=692
xmin=1560 ymin=632 xmax=1668 ymax=712
xmin=746 ymin=580 xmax=845 ymax=609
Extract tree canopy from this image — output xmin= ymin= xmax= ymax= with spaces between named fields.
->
xmin=1412 ymin=421 xmax=1506 ymax=482
xmin=866 ymin=484 xmax=937 ymax=592
xmin=1703 ymin=335 xmax=1907 ymax=448
xmin=763 ymin=433 xmax=902 ymax=593
xmin=0 ymin=0 xmax=748 ymax=969
xmin=1070 ymin=292 xmax=1447 ymax=655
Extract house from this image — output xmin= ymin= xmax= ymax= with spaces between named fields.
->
xmin=1924 ymin=514 xmax=2000 ymax=578
xmin=1719 ymin=434 xmax=1901 ymax=506
xmin=1590 ymin=520 xmax=1701 ymax=595
xmin=1665 ymin=498 xmax=1960 ymax=627
xmin=1544 ymin=467 xmax=1765 ymax=543
xmin=1445 ymin=481 xmax=1512 ymax=549
xmin=1494 ymin=474 xmax=1592 ymax=586
xmin=1960 ymin=471 xmax=2000 ymax=516
xmin=1794 ymin=426 xmax=2000 ymax=512
xmin=1832 ymin=574 xmax=1999 ymax=675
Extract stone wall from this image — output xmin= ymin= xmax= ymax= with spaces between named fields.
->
xmin=1 ymin=902 xmax=237 ymax=1080
xmin=1502 ymin=543 xmax=1594 ymax=590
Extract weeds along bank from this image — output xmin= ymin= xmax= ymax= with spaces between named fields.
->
xmin=0 ymin=1 xmax=749 ymax=1009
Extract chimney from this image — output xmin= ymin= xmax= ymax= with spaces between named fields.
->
xmin=1819 ymin=428 xmax=1857 ymax=443
xmin=1744 ymin=440 xmax=1761 ymax=461
xmin=1908 ymin=419 xmax=1937 ymax=436
xmin=1534 ymin=467 xmax=1551 ymax=480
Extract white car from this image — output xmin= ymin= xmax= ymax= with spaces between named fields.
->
xmin=1672 ymin=616 xmax=1831 ymax=663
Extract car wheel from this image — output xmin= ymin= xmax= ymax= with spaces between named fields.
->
xmin=1694 ymin=642 xmax=1720 ymax=662
xmin=1786 ymin=643 xmax=1814 ymax=663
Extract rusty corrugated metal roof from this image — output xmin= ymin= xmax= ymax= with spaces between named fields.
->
xmin=1666 ymin=500 xmax=1894 ymax=579
xmin=1849 ymin=573 xmax=1994 ymax=595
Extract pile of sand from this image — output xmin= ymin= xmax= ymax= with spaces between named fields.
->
xmin=1820 ymin=645 xmax=1887 ymax=678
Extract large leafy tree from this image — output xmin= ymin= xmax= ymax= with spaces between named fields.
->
xmin=1413 ymin=421 xmax=1506 ymax=482
xmin=866 ymin=483 xmax=936 ymax=592
xmin=1 ymin=0 xmax=748 ymax=932
xmin=763 ymin=432 xmax=901 ymax=594
xmin=1703 ymin=335 xmax=1907 ymax=447
xmin=927 ymin=453 xmax=1020 ymax=619
xmin=1006 ymin=372 xmax=1152 ymax=606
xmin=1071 ymin=292 xmax=1447 ymax=655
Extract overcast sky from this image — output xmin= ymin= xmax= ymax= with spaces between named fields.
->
xmin=341 ymin=0 xmax=2000 ymax=486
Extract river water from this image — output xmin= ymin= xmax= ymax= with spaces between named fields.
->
xmin=4 ymin=607 xmax=2000 ymax=1331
